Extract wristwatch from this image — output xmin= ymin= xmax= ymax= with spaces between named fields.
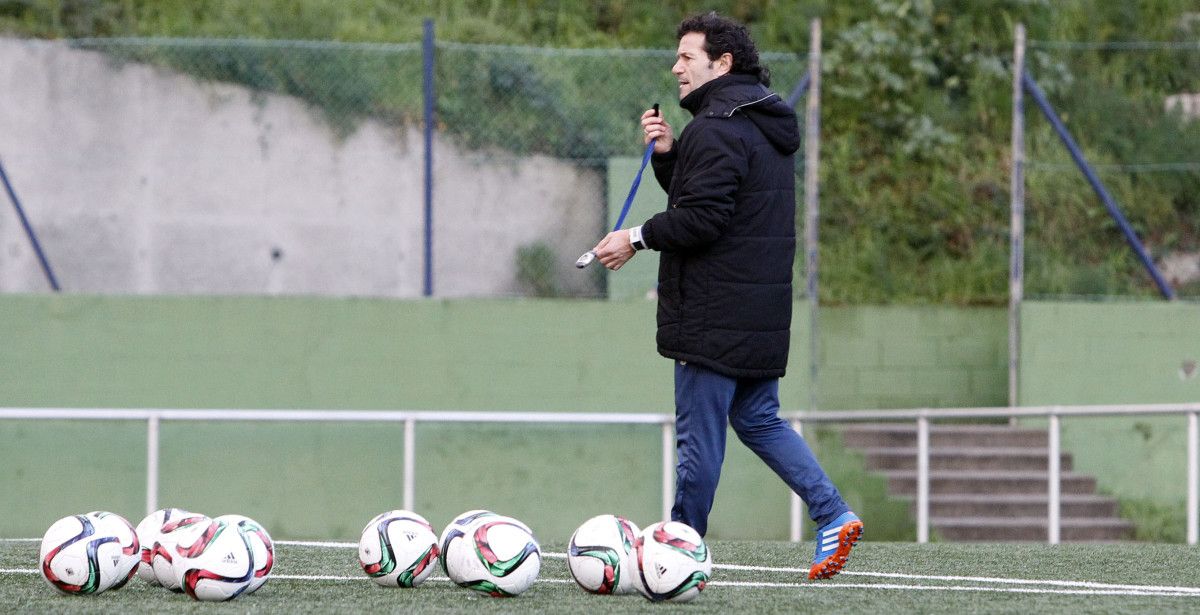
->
xmin=629 ymin=225 xmax=647 ymax=251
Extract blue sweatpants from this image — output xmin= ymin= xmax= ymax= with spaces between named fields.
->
xmin=671 ymin=361 xmax=849 ymax=537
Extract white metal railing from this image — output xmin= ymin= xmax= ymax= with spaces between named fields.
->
xmin=784 ymin=403 xmax=1200 ymax=545
xmin=1 ymin=403 xmax=1198 ymax=544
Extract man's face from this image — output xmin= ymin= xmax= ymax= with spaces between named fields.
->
xmin=673 ymin=32 xmax=727 ymax=99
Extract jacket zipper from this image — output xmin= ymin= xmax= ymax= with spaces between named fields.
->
xmin=724 ymin=94 xmax=775 ymax=118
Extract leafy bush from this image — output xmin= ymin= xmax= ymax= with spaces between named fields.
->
xmin=1118 ymin=497 xmax=1186 ymax=543
xmin=515 ymin=242 xmax=560 ymax=298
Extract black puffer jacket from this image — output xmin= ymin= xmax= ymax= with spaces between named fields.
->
xmin=640 ymin=73 xmax=800 ymax=378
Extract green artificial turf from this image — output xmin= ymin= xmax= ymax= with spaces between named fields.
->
xmin=4 ymin=539 xmax=1199 ymax=614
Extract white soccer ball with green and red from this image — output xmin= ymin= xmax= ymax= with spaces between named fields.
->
xmin=567 ymin=514 xmax=641 ymax=595
xmin=149 ymin=511 xmax=210 ymax=591
xmin=134 ymin=508 xmax=195 ymax=585
xmin=171 ymin=516 xmax=257 ymax=601
xmin=438 ymin=509 xmax=507 ymax=577
xmin=442 ymin=514 xmax=541 ymax=597
xmin=39 ymin=511 xmax=139 ymax=595
xmin=358 ymin=510 xmax=439 ymax=588
xmin=632 ymin=521 xmax=712 ymax=603
xmin=216 ymin=514 xmax=274 ymax=593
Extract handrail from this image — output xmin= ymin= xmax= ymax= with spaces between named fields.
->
xmin=1 ymin=404 xmax=1196 ymax=544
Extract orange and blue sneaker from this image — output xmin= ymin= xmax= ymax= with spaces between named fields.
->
xmin=809 ymin=511 xmax=863 ymax=580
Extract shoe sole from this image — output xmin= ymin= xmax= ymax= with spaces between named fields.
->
xmin=808 ymin=520 xmax=863 ymax=580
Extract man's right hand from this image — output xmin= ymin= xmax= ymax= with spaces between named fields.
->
xmin=641 ymin=108 xmax=674 ymax=155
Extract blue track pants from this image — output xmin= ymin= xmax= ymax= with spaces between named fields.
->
xmin=671 ymin=361 xmax=849 ymax=536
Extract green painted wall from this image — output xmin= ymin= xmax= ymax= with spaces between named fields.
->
xmin=1020 ymin=300 xmax=1200 ymax=511
xmin=0 ymin=295 xmax=998 ymax=540
xmin=819 ymin=306 xmax=1007 ymax=409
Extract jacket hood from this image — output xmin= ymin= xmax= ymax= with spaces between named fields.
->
xmin=680 ymin=73 xmax=800 ymax=155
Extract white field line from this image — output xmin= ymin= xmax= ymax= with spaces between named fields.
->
xmin=272 ymin=575 xmax=574 ymax=584
xmin=3 ymin=567 xmax=1195 ymax=598
xmin=713 ymin=562 xmax=1200 ymax=596
xmin=276 ymin=540 xmax=357 ymax=548
xmin=709 ymin=580 xmax=1200 ymax=598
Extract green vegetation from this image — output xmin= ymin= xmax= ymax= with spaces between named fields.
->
xmin=5 ymin=540 xmax=1200 ymax=613
xmin=2 ymin=0 xmax=1198 ymax=303
xmin=1119 ymin=497 xmax=1187 ymax=543
xmin=515 ymin=242 xmax=561 ymax=297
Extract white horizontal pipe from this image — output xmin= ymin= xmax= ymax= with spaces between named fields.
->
xmin=4 ymin=403 xmax=1200 ymax=425
xmin=0 ymin=408 xmax=670 ymax=425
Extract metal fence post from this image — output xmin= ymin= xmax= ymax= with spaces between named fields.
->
xmin=145 ymin=413 xmax=160 ymax=516
xmin=661 ymin=420 xmax=674 ymax=523
xmin=1189 ymin=411 xmax=1198 ymax=545
xmin=790 ymin=418 xmax=804 ymax=542
xmin=804 ymin=18 xmax=822 ymax=414
xmin=0 ymin=158 xmax=60 ymax=291
xmin=422 ymin=18 xmax=435 ymax=297
xmin=1022 ymin=70 xmax=1175 ymax=299
xmin=1048 ymin=411 xmax=1061 ymax=544
xmin=917 ymin=414 xmax=930 ymax=544
xmin=1009 ymin=23 xmax=1025 ymax=415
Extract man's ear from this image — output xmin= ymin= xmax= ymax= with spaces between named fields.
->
xmin=714 ymin=52 xmax=733 ymax=76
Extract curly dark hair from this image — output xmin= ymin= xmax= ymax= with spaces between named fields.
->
xmin=676 ymin=11 xmax=770 ymax=87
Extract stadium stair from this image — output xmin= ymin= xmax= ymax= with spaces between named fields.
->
xmin=840 ymin=424 xmax=1135 ymax=541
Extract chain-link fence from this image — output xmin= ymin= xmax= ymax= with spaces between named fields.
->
xmin=0 ymin=36 xmax=807 ymax=298
xmin=1022 ymin=39 xmax=1200 ymax=300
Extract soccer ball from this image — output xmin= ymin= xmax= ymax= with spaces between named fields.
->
xmin=39 ymin=511 xmax=139 ymax=595
xmin=134 ymin=508 xmax=195 ymax=586
xmin=215 ymin=514 xmax=274 ymax=593
xmin=438 ymin=509 xmax=498 ymax=577
xmin=150 ymin=511 xmax=210 ymax=591
xmin=442 ymin=514 xmax=541 ymax=597
xmin=567 ymin=514 xmax=641 ymax=595
xmin=172 ymin=516 xmax=257 ymax=601
xmin=632 ymin=521 xmax=712 ymax=603
xmin=358 ymin=510 xmax=439 ymax=588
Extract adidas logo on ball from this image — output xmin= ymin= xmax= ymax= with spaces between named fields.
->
xmin=222 ymin=552 xmax=238 ymax=564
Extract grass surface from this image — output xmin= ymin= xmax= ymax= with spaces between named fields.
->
xmin=4 ymin=539 xmax=1199 ymax=613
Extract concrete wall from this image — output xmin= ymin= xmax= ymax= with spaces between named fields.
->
xmin=0 ymin=38 xmax=601 ymax=298
xmin=1020 ymin=300 xmax=1200 ymax=506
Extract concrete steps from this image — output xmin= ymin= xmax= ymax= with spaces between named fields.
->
xmin=843 ymin=424 xmax=1048 ymax=449
xmin=933 ymin=517 xmax=1135 ymax=542
xmin=863 ymin=447 xmax=1072 ymax=471
xmin=916 ymin=494 xmax=1120 ymax=518
xmin=882 ymin=470 xmax=1098 ymax=495
xmin=840 ymin=423 xmax=1133 ymax=541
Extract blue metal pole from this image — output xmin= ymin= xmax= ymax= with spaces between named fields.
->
xmin=785 ymin=71 xmax=810 ymax=109
xmin=1022 ymin=71 xmax=1176 ymax=300
xmin=422 ymin=18 xmax=435 ymax=297
xmin=0 ymin=157 xmax=60 ymax=291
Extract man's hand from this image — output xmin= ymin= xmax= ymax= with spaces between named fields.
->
xmin=641 ymin=108 xmax=674 ymax=155
xmin=593 ymin=229 xmax=636 ymax=271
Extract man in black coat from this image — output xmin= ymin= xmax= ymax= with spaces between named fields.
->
xmin=591 ymin=12 xmax=862 ymax=580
